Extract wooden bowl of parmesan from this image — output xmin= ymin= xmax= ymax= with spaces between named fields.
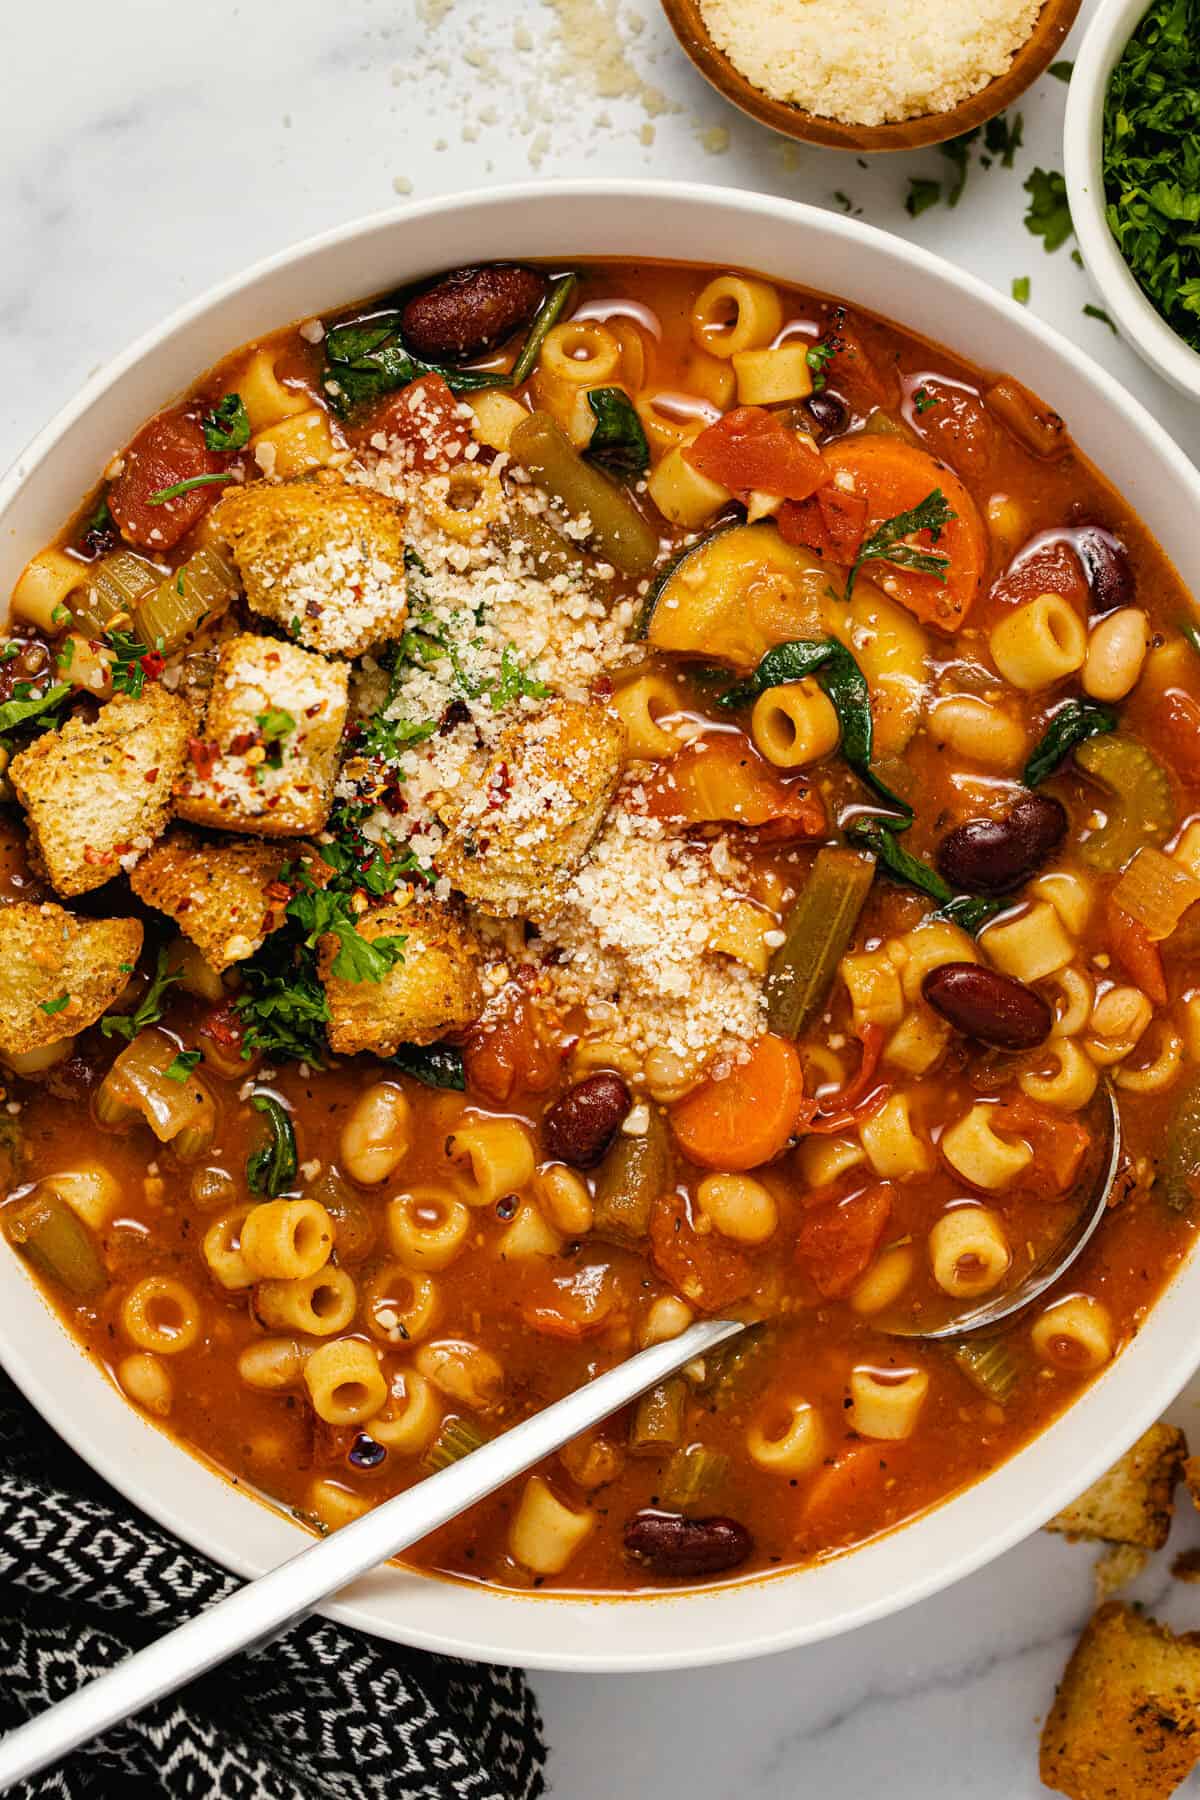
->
xmin=660 ymin=0 xmax=1082 ymax=150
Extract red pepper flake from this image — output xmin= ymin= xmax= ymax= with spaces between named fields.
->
xmin=228 ymin=731 xmax=257 ymax=755
xmin=264 ymin=880 xmax=294 ymax=902
xmin=139 ymin=651 xmax=165 ymax=681
xmin=187 ymin=738 xmax=219 ymax=779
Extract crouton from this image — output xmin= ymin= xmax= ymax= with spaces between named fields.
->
xmin=211 ymin=470 xmax=408 ymax=659
xmin=438 ymin=697 xmax=626 ymax=917
xmin=174 ymin=633 xmax=348 ymax=837
xmin=1047 ymin=1424 xmax=1187 ymax=1551
xmin=1183 ymin=1455 xmax=1200 ymax=1512
xmin=1172 ymin=1548 xmax=1200 ymax=1584
xmin=9 ymin=685 xmax=191 ymax=898
xmin=129 ymin=828 xmax=330 ymax=970
xmin=1093 ymin=1544 xmax=1148 ymax=1606
xmin=0 ymin=902 xmax=142 ymax=1058
xmin=1040 ymin=1603 xmax=1200 ymax=1800
xmin=319 ymin=894 xmax=482 ymax=1054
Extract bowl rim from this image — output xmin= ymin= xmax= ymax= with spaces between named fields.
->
xmin=1064 ymin=0 xmax=1200 ymax=399
xmin=4 ymin=177 xmax=1200 ymax=1672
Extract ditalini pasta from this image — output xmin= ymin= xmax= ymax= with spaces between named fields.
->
xmin=2 ymin=254 xmax=1198 ymax=1598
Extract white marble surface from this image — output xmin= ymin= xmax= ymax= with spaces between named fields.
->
xmin=5 ymin=2 xmax=1200 ymax=1793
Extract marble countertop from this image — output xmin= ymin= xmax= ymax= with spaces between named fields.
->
xmin=5 ymin=2 xmax=1200 ymax=1793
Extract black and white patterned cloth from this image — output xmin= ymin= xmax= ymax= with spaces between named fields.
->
xmin=0 ymin=1371 xmax=545 ymax=1800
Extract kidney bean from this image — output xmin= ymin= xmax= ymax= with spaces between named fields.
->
xmin=624 ymin=1510 xmax=753 ymax=1578
xmin=400 ymin=264 xmax=546 ymax=362
xmin=804 ymin=392 xmax=848 ymax=437
xmin=936 ymin=794 xmax=1067 ymax=897
xmin=1074 ymin=524 xmax=1134 ymax=613
xmin=545 ymin=1072 xmax=631 ymax=1168
xmin=922 ymin=962 xmax=1053 ymax=1050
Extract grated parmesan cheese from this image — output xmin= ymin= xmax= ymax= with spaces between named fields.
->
xmin=699 ymin=0 xmax=1042 ymax=127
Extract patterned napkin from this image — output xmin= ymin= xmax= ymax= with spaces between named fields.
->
xmin=0 ymin=1371 xmax=545 ymax=1799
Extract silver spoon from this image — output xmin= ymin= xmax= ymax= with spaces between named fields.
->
xmin=0 ymin=1086 xmax=1122 ymax=1788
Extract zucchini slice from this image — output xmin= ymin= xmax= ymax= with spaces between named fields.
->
xmin=641 ymin=522 xmax=829 ymax=673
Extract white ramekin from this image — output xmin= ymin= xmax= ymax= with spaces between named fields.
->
xmin=1064 ymin=0 xmax=1200 ymax=399
xmin=3 ymin=181 xmax=1200 ymax=1671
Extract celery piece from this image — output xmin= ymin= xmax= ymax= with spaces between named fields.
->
xmin=422 ymin=1414 xmax=488 ymax=1473
xmin=950 ymin=1337 xmax=1019 ymax=1404
xmin=1075 ymin=735 xmax=1174 ymax=873
xmin=135 ymin=547 xmax=238 ymax=653
xmin=71 ymin=549 xmax=159 ymax=638
xmin=6 ymin=1191 xmax=105 ymax=1297
xmin=661 ymin=1444 xmax=730 ymax=1510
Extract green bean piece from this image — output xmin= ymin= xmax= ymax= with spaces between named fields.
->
xmin=1159 ymin=1073 xmax=1200 ymax=1214
xmin=697 ymin=1322 xmax=776 ymax=1409
xmin=660 ymin=1444 xmax=731 ymax=1510
xmin=136 ymin=547 xmax=239 ymax=653
xmin=490 ymin=505 xmax=591 ymax=585
xmin=591 ymin=1108 xmax=671 ymax=1247
xmin=949 ymin=1338 xmax=1019 ymax=1403
xmin=510 ymin=272 xmax=578 ymax=386
xmin=629 ymin=1378 xmax=687 ymax=1454
xmin=509 ymin=411 xmax=660 ymax=578
xmin=766 ymin=847 xmax=876 ymax=1038
xmin=70 ymin=549 xmax=159 ymax=638
xmin=6 ymin=1191 xmax=106 ymax=1297
xmin=1075 ymin=734 xmax=1174 ymax=873
xmin=422 ymin=1414 xmax=489 ymax=1473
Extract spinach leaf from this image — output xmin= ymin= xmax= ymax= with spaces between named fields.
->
xmin=584 ymin=388 xmax=649 ymax=478
xmin=846 ymin=820 xmax=1002 ymax=935
xmin=718 ymin=638 xmax=912 ymax=821
xmin=1024 ymin=699 xmax=1118 ymax=787
xmin=202 ymin=393 xmax=251 ymax=452
xmin=1024 ymin=167 xmax=1075 ymax=252
xmin=0 ymin=683 xmax=70 ymax=737
xmin=845 ymin=488 xmax=955 ymax=600
xmin=511 ymin=272 xmax=578 ymax=385
xmin=391 ymin=1042 xmax=466 ymax=1090
xmin=321 ymin=312 xmax=508 ymax=417
xmin=246 ymin=1094 xmax=298 ymax=1198
xmin=100 ymin=945 xmax=185 ymax=1042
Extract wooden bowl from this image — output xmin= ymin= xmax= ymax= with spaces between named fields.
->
xmin=659 ymin=0 xmax=1083 ymax=151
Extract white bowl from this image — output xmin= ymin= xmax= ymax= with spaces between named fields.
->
xmin=3 ymin=180 xmax=1200 ymax=1672
xmin=1064 ymin=0 xmax=1200 ymax=399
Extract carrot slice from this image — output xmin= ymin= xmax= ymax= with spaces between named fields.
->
xmin=1159 ymin=690 xmax=1200 ymax=784
xmin=640 ymin=732 xmax=827 ymax=842
xmin=685 ymin=407 xmax=825 ymax=503
xmin=669 ymin=1034 xmax=805 ymax=1172
xmin=794 ymin=1182 xmax=893 ymax=1298
xmin=1108 ymin=898 xmax=1168 ymax=1006
xmin=800 ymin=1440 xmax=902 ymax=1532
xmin=820 ymin=436 xmax=985 ymax=631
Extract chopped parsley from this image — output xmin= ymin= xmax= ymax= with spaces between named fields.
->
xmin=845 ymin=489 xmax=955 ymax=601
xmin=1084 ymin=303 xmax=1118 ymax=334
xmin=806 ymin=342 xmax=836 ymax=391
xmin=148 ymin=473 xmax=236 ymax=505
xmin=1024 ymin=167 xmax=1074 ymax=252
xmin=104 ymin=628 xmax=152 ymax=698
xmin=101 ymin=946 xmax=185 ymax=1041
xmin=940 ymin=127 xmax=980 ymax=206
xmin=39 ymin=994 xmax=71 ymax=1017
xmin=255 ymin=707 xmax=296 ymax=770
xmin=1012 ymin=276 xmax=1031 ymax=305
xmin=984 ymin=112 xmax=1023 ymax=169
xmin=912 ymin=387 xmax=940 ymax=415
xmin=1103 ymin=0 xmax=1200 ymax=355
xmin=0 ymin=643 xmax=19 ymax=664
xmin=55 ymin=637 xmax=75 ymax=672
xmin=905 ymin=177 xmax=942 ymax=218
xmin=356 ymin=712 xmax=437 ymax=760
xmin=832 ymin=191 xmax=855 ymax=214
xmin=164 ymin=1049 xmax=202 ymax=1083
xmin=1049 ymin=60 xmax=1074 ymax=82
xmin=0 ymin=682 xmax=71 ymax=739
xmin=287 ymin=876 xmax=407 ymax=984
xmin=487 ymin=645 xmax=550 ymax=711
xmin=201 ymin=393 xmax=251 ymax=452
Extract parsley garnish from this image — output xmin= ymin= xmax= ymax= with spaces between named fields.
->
xmin=488 ymin=645 xmax=549 ymax=711
xmin=357 ymin=713 xmax=437 ymax=760
xmin=55 ymin=637 xmax=75 ymax=672
xmin=1024 ymin=167 xmax=1074 ymax=252
xmin=101 ymin=946 xmax=184 ymax=1041
xmin=1084 ymin=303 xmax=1118 ymax=334
xmin=845 ymin=489 xmax=955 ymax=601
xmin=912 ymin=387 xmax=940 ymax=415
xmin=0 ymin=683 xmax=71 ymax=738
xmin=0 ymin=643 xmax=19 ymax=664
xmin=164 ymin=1049 xmax=202 ymax=1083
xmin=104 ymin=628 xmax=151 ymax=697
xmin=288 ymin=879 xmax=407 ymax=983
xmin=255 ymin=707 xmax=296 ymax=770
xmin=246 ymin=1094 xmax=298 ymax=1197
xmin=148 ymin=473 xmax=236 ymax=505
xmin=806 ymin=342 xmax=835 ymax=391
xmin=1049 ymin=59 xmax=1073 ymax=81
xmin=201 ymin=393 xmax=251 ymax=452
xmin=1012 ymin=276 xmax=1031 ymax=305
xmin=941 ymin=127 xmax=980 ymax=205
xmin=39 ymin=994 xmax=71 ymax=1016
xmin=906 ymin=177 xmax=942 ymax=218
xmin=984 ymin=112 xmax=1023 ymax=169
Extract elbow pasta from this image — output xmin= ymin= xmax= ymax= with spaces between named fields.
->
xmin=929 ymin=1207 xmax=1011 ymax=1298
xmin=256 ymin=1267 xmax=358 ymax=1337
xmin=850 ymin=1242 xmax=916 ymax=1316
xmin=645 ymin=445 xmax=731 ymax=528
xmin=747 ymin=1398 xmax=823 ymax=1474
xmin=387 ymin=1189 xmax=472 ymax=1271
xmin=1031 ymin=1296 xmax=1115 ymax=1372
xmin=848 ymin=1367 xmax=930 ymax=1441
xmin=989 ymin=593 xmax=1087 ymax=690
xmin=251 ymin=407 xmax=339 ymax=479
xmin=369 ymin=1372 xmax=443 ymax=1454
xmin=691 ymin=274 xmax=783 ymax=358
xmin=610 ymin=673 xmax=684 ymax=760
xmin=860 ymin=1094 xmax=932 ymax=1180
xmin=1017 ymin=1039 xmax=1099 ymax=1111
xmin=236 ymin=347 xmax=309 ymax=431
xmin=11 ymin=549 xmax=89 ymax=631
xmin=203 ymin=1205 xmax=257 ymax=1290
xmin=732 ymin=343 xmax=813 ymax=407
xmin=981 ymin=902 xmax=1075 ymax=984
xmin=509 ymin=1475 xmax=596 ymax=1576
xmin=363 ymin=1263 xmax=439 ymax=1344
xmin=303 ymin=1337 xmax=387 ymax=1427
xmin=447 ymin=1118 xmax=536 ymax=1206
xmin=120 ymin=1276 xmax=203 ymax=1356
xmin=240 ymin=1198 xmax=334 ymax=1281
xmin=941 ymin=1105 xmax=1033 ymax=1189
xmin=750 ymin=681 xmax=840 ymax=769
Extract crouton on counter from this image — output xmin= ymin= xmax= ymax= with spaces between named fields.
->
xmin=1047 ymin=1424 xmax=1188 ymax=1552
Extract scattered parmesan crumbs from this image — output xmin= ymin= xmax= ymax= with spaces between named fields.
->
xmin=699 ymin=0 xmax=1042 ymax=127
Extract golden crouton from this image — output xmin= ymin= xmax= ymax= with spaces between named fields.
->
xmin=211 ymin=470 xmax=408 ymax=659
xmin=319 ymin=895 xmax=482 ymax=1055
xmin=1047 ymin=1424 xmax=1188 ymax=1551
xmin=0 ymin=902 xmax=142 ymax=1059
xmin=1040 ymin=1603 xmax=1200 ymax=1800
xmin=129 ymin=828 xmax=330 ymax=971
xmin=9 ymin=684 xmax=191 ymax=898
xmin=174 ymin=633 xmax=348 ymax=837
xmin=437 ymin=697 xmax=626 ymax=917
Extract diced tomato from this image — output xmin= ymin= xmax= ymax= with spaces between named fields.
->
xmin=991 ymin=1093 xmax=1089 ymax=1195
xmin=640 ymin=732 xmax=827 ymax=842
xmin=800 ymin=1440 xmax=901 ymax=1531
xmin=1108 ymin=898 xmax=1168 ymax=1006
xmin=1159 ymin=690 xmax=1200 ymax=784
xmin=349 ymin=372 xmax=472 ymax=468
xmin=988 ymin=533 xmax=1091 ymax=616
xmin=685 ymin=407 xmax=825 ymax=503
xmin=463 ymin=989 xmax=559 ymax=1103
xmin=108 ymin=408 xmax=228 ymax=552
xmin=648 ymin=1190 xmax=756 ymax=1312
xmin=820 ymin=316 xmax=892 ymax=412
xmin=522 ymin=1265 xmax=620 ymax=1338
xmin=777 ymin=482 xmax=869 ymax=562
xmin=794 ymin=1183 xmax=893 ymax=1299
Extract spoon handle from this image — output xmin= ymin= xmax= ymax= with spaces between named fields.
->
xmin=0 ymin=1316 xmax=741 ymax=1792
